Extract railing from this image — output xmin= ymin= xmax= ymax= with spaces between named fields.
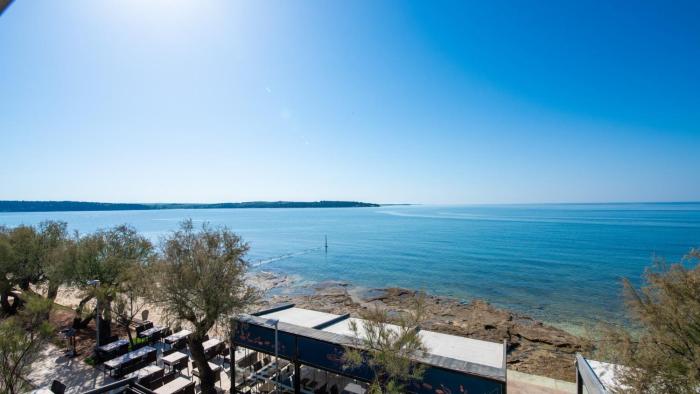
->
xmin=81 ymin=377 xmax=155 ymax=394
xmin=574 ymin=353 xmax=607 ymax=394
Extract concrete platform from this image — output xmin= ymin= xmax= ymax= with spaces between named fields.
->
xmin=507 ymin=369 xmax=576 ymax=394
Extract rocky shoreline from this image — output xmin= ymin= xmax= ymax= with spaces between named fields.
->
xmin=50 ymin=270 xmax=587 ymax=382
xmin=254 ymin=272 xmax=587 ymax=382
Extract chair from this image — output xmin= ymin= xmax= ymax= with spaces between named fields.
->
xmin=172 ymin=338 xmax=187 ymax=351
xmin=115 ymin=343 xmax=129 ymax=357
xmin=204 ymin=347 xmax=218 ymax=361
xmin=107 ymin=335 xmax=119 ymax=343
xmin=163 ymin=370 xmax=177 ymax=384
xmin=150 ymin=370 xmax=177 ymax=388
xmin=181 ymin=383 xmax=195 ymax=394
xmin=140 ymin=369 xmax=164 ymax=387
xmin=173 ymin=357 xmax=189 ymax=375
xmin=149 ymin=330 xmax=162 ymax=344
xmin=193 ymin=367 xmax=222 ymax=388
xmin=136 ymin=322 xmax=154 ymax=338
xmin=136 ymin=326 xmax=147 ymax=337
xmin=146 ymin=349 xmax=157 ymax=364
xmin=219 ymin=344 xmax=229 ymax=361
xmin=50 ymin=380 xmax=66 ymax=394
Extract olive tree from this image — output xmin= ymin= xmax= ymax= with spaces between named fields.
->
xmin=343 ymin=293 xmax=428 ymax=394
xmin=0 ymin=225 xmax=41 ymax=314
xmin=0 ymin=295 xmax=53 ymax=394
xmin=597 ymin=248 xmax=700 ymax=393
xmin=0 ymin=221 xmax=75 ymax=316
xmin=36 ymin=221 xmax=76 ymax=304
xmin=69 ymin=225 xmax=153 ymax=344
xmin=113 ymin=263 xmax=154 ymax=346
xmin=152 ymin=220 xmax=257 ymax=394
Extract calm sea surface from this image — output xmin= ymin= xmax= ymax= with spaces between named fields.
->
xmin=2 ymin=203 xmax=699 ymax=332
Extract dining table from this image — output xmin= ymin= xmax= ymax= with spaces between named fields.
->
xmin=163 ymin=329 xmax=191 ymax=345
xmin=202 ymin=338 xmax=222 ymax=351
xmin=162 ymin=351 xmax=188 ymax=370
xmin=103 ymin=346 xmax=156 ymax=371
xmin=98 ymin=339 xmax=129 ymax=352
xmin=125 ymin=365 xmax=164 ymax=382
xmin=138 ymin=325 xmax=165 ymax=339
xmin=154 ymin=376 xmax=194 ymax=394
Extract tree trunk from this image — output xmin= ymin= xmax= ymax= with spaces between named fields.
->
xmin=125 ymin=321 xmax=134 ymax=346
xmin=1 ymin=290 xmax=14 ymax=314
xmin=188 ymin=337 xmax=216 ymax=394
xmin=72 ymin=295 xmax=94 ymax=329
xmin=98 ymin=313 xmax=111 ymax=344
xmin=47 ymin=282 xmax=59 ymax=303
xmin=99 ymin=300 xmax=112 ymax=343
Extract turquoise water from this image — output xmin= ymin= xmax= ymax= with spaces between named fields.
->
xmin=2 ymin=203 xmax=699 ymax=331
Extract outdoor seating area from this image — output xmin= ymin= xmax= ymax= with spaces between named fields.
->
xmin=75 ymin=322 xmax=238 ymax=394
xmin=230 ymin=304 xmax=508 ymax=394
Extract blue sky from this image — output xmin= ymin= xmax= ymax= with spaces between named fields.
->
xmin=1 ymin=1 xmax=698 ymax=204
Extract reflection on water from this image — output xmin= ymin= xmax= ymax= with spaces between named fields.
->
xmin=2 ymin=203 xmax=699 ymax=331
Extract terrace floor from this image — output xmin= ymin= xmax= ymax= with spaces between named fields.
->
xmin=28 ymin=343 xmax=576 ymax=394
xmin=26 ymin=343 xmax=235 ymax=394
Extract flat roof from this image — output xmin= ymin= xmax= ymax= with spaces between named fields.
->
xmin=235 ymin=305 xmax=507 ymax=381
xmin=322 ymin=317 xmax=504 ymax=369
xmin=322 ymin=317 xmax=401 ymax=339
xmin=419 ymin=330 xmax=504 ymax=369
xmin=257 ymin=307 xmax=340 ymax=328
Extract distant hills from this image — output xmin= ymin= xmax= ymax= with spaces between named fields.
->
xmin=0 ymin=200 xmax=380 ymax=212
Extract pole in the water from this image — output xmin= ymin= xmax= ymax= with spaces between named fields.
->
xmin=325 ymin=235 xmax=328 ymax=252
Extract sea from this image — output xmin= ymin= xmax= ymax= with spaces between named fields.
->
xmin=2 ymin=203 xmax=699 ymax=334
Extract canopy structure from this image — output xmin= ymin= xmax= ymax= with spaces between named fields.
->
xmin=232 ymin=303 xmax=507 ymax=394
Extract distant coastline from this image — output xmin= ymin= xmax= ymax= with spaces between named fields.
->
xmin=0 ymin=200 xmax=380 ymax=212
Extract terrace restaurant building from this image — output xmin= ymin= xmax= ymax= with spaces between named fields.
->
xmin=230 ymin=304 xmax=507 ymax=394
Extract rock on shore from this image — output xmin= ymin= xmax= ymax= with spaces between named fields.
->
xmin=262 ymin=283 xmax=586 ymax=382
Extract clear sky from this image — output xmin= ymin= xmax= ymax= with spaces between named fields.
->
xmin=1 ymin=1 xmax=698 ymax=204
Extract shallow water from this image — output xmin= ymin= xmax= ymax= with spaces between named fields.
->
xmin=2 ymin=203 xmax=698 ymax=331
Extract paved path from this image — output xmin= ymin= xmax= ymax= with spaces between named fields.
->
xmin=26 ymin=344 xmax=112 ymax=393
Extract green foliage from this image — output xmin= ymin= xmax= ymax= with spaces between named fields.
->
xmin=0 ymin=221 xmax=75 ymax=315
xmin=128 ymin=336 xmax=149 ymax=350
xmin=113 ymin=263 xmax=154 ymax=345
xmin=151 ymin=220 xmax=258 ymax=394
xmin=70 ymin=225 xmax=153 ymax=289
xmin=153 ymin=220 xmax=258 ymax=335
xmin=598 ymin=248 xmax=700 ymax=393
xmin=343 ymin=293 xmax=428 ymax=394
xmin=0 ymin=295 xmax=54 ymax=394
xmin=69 ymin=225 xmax=154 ymax=335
